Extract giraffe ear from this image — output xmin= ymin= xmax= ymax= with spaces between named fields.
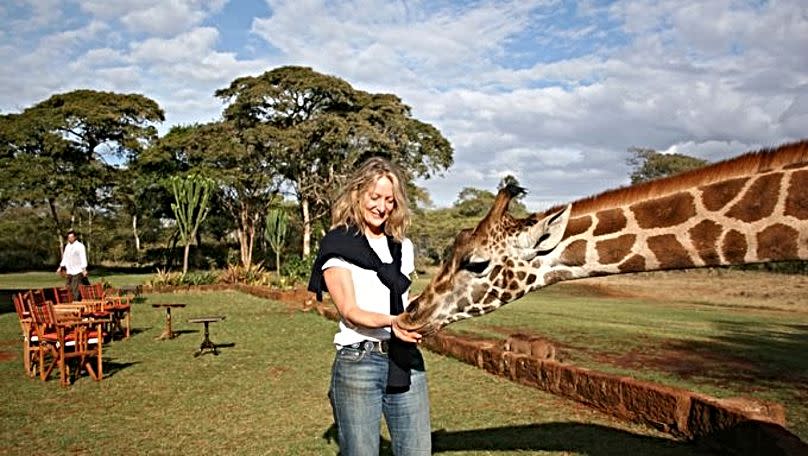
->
xmin=528 ymin=204 xmax=572 ymax=252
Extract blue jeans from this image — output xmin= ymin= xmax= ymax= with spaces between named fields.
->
xmin=329 ymin=343 xmax=431 ymax=455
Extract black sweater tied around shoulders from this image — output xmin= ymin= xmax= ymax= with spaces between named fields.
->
xmin=307 ymin=225 xmax=418 ymax=391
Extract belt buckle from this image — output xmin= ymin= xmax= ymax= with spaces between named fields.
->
xmin=379 ymin=340 xmax=388 ymax=355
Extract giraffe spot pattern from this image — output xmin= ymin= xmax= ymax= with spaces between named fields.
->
xmin=722 ymin=230 xmax=748 ymax=264
xmin=688 ymin=219 xmax=723 ymax=265
xmin=700 ymin=177 xmax=749 ymax=211
xmin=785 ymin=170 xmax=808 ymax=220
xmin=526 ymin=274 xmax=537 ymax=285
xmin=596 ymin=234 xmax=636 ymax=265
xmin=631 ymin=192 xmax=696 ymax=229
xmin=757 ymin=224 xmax=799 ymax=260
xmin=471 ymin=283 xmax=488 ymax=302
xmin=618 ymin=254 xmax=646 ymax=273
xmin=543 ymin=270 xmax=573 ymax=285
xmin=593 ymin=208 xmax=627 ymax=236
xmin=726 ymin=173 xmax=783 ymax=223
xmin=565 ymin=216 xmax=592 ymax=238
xmin=647 ymin=234 xmax=694 ymax=268
xmin=560 ymin=240 xmax=587 ymax=266
xmin=516 ymin=271 xmax=526 ymax=281
xmin=488 ymin=265 xmax=502 ymax=281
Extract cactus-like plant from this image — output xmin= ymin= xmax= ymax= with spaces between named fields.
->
xmin=264 ymin=208 xmax=288 ymax=273
xmin=170 ymin=174 xmax=215 ymax=274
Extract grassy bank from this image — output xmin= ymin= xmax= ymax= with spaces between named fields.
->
xmin=0 ymin=290 xmax=708 ymax=455
xmin=443 ymin=274 xmax=808 ymax=441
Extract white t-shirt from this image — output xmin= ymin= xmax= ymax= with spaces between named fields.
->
xmin=323 ymin=236 xmax=414 ymax=347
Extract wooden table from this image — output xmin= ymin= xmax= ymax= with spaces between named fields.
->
xmin=151 ymin=304 xmax=186 ymax=340
xmin=188 ymin=316 xmax=226 ymax=357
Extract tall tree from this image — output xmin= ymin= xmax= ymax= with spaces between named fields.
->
xmin=145 ymin=122 xmax=281 ymax=267
xmin=216 ymin=66 xmax=453 ymax=256
xmin=627 ymin=147 xmax=708 ymax=184
xmin=0 ymin=90 xmax=163 ymax=254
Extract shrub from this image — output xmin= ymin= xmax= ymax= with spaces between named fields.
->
xmin=280 ymin=255 xmax=315 ymax=286
xmin=218 ymin=262 xmax=269 ymax=285
xmin=146 ymin=268 xmax=184 ymax=287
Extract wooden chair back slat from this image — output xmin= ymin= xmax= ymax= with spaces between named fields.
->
xmin=52 ymin=287 xmax=74 ymax=305
xmin=79 ymin=283 xmax=104 ymax=301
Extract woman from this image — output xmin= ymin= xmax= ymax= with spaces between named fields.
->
xmin=308 ymin=157 xmax=430 ymax=455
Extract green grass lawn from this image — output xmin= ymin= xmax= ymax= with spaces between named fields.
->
xmin=0 ymin=290 xmax=711 ymax=455
xmin=0 ymin=271 xmax=152 ymax=289
xmin=444 ymin=282 xmax=808 ymax=441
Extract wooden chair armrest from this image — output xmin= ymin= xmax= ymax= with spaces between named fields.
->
xmin=56 ymin=319 xmax=105 ymax=327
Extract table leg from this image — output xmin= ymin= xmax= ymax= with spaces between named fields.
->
xmin=156 ymin=307 xmax=175 ymax=340
xmin=194 ymin=322 xmax=219 ymax=357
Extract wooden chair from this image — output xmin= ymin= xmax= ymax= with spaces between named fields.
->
xmin=27 ymin=291 xmax=104 ymax=386
xmin=80 ymin=283 xmax=131 ymax=338
xmin=52 ymin=286 xmax=73 ymax=304
xmin=12 ymin=292 xmax=38 ymax=378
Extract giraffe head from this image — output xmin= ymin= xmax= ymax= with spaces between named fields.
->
xmin=401 ymin=185 xmax=571 ymax=334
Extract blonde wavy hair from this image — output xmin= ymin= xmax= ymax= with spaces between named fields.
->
xmin=331 ymin=157 xmax=411 ymax=241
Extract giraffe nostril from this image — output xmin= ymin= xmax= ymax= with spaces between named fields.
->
xmin=405 ymin=300 xmax=419 ymax=314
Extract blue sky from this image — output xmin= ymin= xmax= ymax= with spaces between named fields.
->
xmin=1 ymin=0 xmax=806 ymax=209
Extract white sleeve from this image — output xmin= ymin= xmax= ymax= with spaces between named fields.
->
xmin=78 ymin=243 xmax=88 ymax=270
xmin=323 ymin=257 xmax=352 ymax=271
xmin=401 ymin=239 xmax=415 ymax=276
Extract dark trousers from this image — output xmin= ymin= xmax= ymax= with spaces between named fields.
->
xmin=65 ymin=274 xmax=86 ymax=301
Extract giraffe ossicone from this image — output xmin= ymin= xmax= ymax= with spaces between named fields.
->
xmin=401 ymin=140 xmax=808 ymax=335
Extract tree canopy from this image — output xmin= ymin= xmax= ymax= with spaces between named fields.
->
xmin=215 ymin=66 xmax=454 ymax=256
xmin=0 ymin=90 xmax=164 ymax=253
xmin=627 ymin=147 xmax=708 ymax=184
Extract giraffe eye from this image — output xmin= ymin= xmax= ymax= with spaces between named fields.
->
xmin=460 ymin=258 xmax=490 ymax=275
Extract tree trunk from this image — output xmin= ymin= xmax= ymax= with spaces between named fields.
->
xmin=238 ymin=205 xmax=254 ymax=268
xmin=86 ymin=208 xmax=92 ymax=262
xmin=302 ymin=198 xmax=311 ymax=257
xmin=47 ymin=198 xmax=64 ymax=257
xmin=182 ymin=243 xmax=190 ymax=274
xmin=133 ymin=214 xmax=141 ymax=252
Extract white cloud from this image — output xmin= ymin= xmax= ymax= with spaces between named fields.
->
xmin=130 ymin=27 xmax=220 ymax=63
xmin=77 ymin=0 xmax=228 ymax=36
xmin=0 ymin=0 xmax=804 ymax=210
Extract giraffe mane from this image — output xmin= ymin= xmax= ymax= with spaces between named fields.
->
xmin=542 ymin=140 xmax=808 ymax=218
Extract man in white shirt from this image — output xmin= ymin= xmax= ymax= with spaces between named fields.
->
xmin=57 ymin=230 xmax=88 ymax=300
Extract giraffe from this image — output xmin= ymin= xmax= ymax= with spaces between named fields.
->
xmin=400 ymin=140 xmax=808 ymax=335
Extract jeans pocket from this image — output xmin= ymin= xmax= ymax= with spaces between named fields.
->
xmin=337 ymin=346 xmax=366 ymax=363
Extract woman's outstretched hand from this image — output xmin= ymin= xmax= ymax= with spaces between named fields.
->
xmin=391 ymin=315 xmax=422 ymax=344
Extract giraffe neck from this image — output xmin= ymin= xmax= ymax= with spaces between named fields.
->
xmin=540 ymin=143 xmax=808 ymax=284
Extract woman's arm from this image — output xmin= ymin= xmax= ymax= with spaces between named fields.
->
xmin=323 ymin=267 xmax=422 ymax=343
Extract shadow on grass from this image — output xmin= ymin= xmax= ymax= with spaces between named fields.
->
xmin=121 ymin=327 xmax=151 ymax=338
xmin=169 ymin=329 xmax=199 ymax=337
xmin=633 ymin=320 xmax=808 ymax=390
xmin=322 ymin=422 xmax=712 ymax=455
xmin=101 ymin=360 xmax=140 ymax=379
xmin=0 ymin=289 xmax=20 ymax=315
